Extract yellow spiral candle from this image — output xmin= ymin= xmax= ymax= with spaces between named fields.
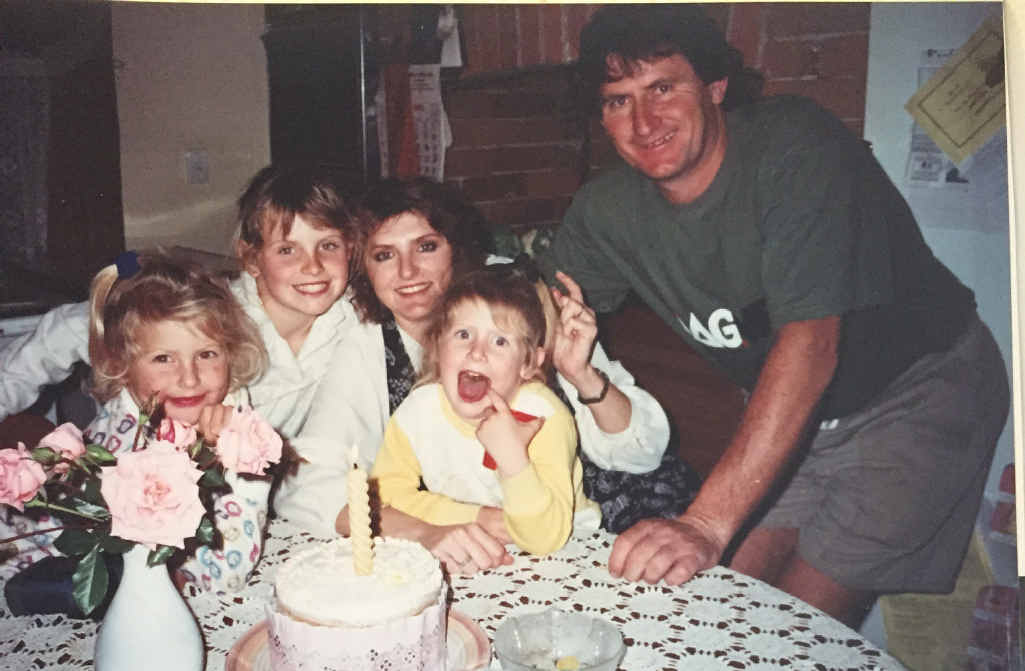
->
xmin=347 ymin=444 xmax=374 ymax=576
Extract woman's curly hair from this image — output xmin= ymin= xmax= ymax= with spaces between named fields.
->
xmin=349 ymin=178 xmax=493 ymax=324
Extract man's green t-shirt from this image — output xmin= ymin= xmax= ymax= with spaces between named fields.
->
xmin=541 ymin=96 xmax=975 ymax=419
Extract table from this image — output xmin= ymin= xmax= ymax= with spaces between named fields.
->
xmin=0 ymin=518 xmax=906 ymax=670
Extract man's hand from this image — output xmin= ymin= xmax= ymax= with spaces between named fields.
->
xmin=476 ymin=390 xmax=542 ymax=478
xmin=608 ymin=514 xmax=727 ymax=585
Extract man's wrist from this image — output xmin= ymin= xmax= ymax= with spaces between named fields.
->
xmin=676 ymin=506 xmax=734 ymax=551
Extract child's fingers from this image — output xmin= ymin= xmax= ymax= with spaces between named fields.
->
xmin=198 ymin=404 xmax=233 ymax=443
xmin=484 ymin=388 xmax=512 ymax=415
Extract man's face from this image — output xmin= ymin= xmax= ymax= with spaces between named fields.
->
xmin=599 ymin=54 xmax=728 ymax=203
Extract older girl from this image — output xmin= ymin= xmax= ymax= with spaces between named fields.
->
xmin=0 ymin=163 xmax=361 ymax=441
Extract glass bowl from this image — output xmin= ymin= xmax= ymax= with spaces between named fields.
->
xmin=493 ymin=609 xmax=626 ymax=671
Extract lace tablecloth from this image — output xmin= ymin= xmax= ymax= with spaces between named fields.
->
xmin=0 ymin=518 xmax=905 ymax=670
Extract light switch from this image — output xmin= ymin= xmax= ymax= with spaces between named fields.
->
xmin=184 ymin=150 xmax=210 ymax=185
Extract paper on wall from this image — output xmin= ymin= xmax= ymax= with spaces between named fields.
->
xmin=904 ymin=15 xmax=1005 ymax=166
xmin=408 ymin=64 xmax=452 ymax=181
xmin=375 ymin=64 xmax=452 ymax=181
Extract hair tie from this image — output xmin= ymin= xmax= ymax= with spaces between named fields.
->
xmin=115 ymin=251 xmax=141 ymax=279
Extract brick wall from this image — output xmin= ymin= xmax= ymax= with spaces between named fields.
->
xmin=441 ymin=3 xmax=871 ymax=234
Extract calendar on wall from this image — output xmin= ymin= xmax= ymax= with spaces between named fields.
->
xmin=376 ymin=64 xmax=452 ymax=182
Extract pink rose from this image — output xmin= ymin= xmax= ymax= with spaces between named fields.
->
xmin=100 ymin=448 xmax=206 ymax=549
xmin=156 ymin=418 xmax=198 ymax=451
xmin=0 ymin=443 xmax=47 ymax=511
xmin=38 ymin=422 xmax=86 ymax=473
xmin=214 ymin=406 xmax=282 ymax=475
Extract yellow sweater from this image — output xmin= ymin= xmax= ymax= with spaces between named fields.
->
xmin=371 ymin=381 xmax=600 ymax=555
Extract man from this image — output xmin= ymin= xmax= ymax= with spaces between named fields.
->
xmin=540 ymin=4 xmax=1009 ymax=627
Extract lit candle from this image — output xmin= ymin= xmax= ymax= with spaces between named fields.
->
xmin=347 ymin=444 xmax=374 ymax=575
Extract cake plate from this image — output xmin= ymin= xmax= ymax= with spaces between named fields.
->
xmin=225 ymin=609 xmax=490 ymax=671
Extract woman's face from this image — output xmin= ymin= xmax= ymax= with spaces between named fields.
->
xmin=365 ymin=211 xmax=453 ymax=339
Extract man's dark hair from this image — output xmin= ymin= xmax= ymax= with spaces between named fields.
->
xmin=577 ymin=4 xmax=763 ymax=114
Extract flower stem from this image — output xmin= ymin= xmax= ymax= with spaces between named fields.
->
xmin=0 ymin=523 xmax=94 ymax=544
xmin=24 ymin=499 xmax=108 ymax=522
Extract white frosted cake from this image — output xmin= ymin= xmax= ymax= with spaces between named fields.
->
xmin=267 ymin=536 xmax=448 ymax=670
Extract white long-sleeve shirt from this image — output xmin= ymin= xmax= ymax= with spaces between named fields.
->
xmin=275 ymin=320 xmax=671 ymax=537
xmin=0 ymin=273 xmax=359 ymax=441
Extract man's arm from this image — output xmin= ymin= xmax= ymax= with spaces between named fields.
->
xmin=608 ymin=315 xmax=840 ymax=584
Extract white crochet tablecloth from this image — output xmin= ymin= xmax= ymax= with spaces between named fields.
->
xmin=0 ymin=517 xmax=906 ymax=670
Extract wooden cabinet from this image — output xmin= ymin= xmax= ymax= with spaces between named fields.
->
xmin=262 ymin=5 xmax=373 ymax=184
xmin=0 ymin=0 xmax=124 ymax=306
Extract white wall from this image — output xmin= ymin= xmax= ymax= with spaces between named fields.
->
xmin=865 ymin=2 xmax=1012 ymax=502
xmin=111 ymin=3 xmax=270 ymax=256
xmin=862 ymin=2 xmax=1013 ymax=652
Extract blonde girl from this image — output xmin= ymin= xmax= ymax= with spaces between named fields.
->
xmin=1 ymin=251 xmax=275 ymax=595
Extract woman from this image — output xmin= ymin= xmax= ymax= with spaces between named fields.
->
xmin=275 ymin=178 xmax=696 ymax=572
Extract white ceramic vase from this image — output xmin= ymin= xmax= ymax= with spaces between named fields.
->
xmin=94 ymin=545 xmax=205 ymax=671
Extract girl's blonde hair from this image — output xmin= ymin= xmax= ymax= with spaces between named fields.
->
xmin=88 ymin=250 xmax=268 ymax=403
xmin=419 ymin=262 xmax=554 ymax=388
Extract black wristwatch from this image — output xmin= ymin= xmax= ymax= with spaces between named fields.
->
xmin=577 ymin=369 xmax=611 ymax=405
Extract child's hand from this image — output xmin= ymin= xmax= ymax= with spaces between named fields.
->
xmin=476 ymin=389 xmax=543 ymax=478
xmin=424 ymin=522 xmax=514 ymax=575
xmin=197 ymin=404 xmax=235 ymax=444
xmin=476 ymin=506 xmax=514 ymax=544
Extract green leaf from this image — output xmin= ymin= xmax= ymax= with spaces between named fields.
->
xmin=195 ymin=516 xmax=216 ymax=546
xmin=199 ymin=467 xmax=227 ymax=489
xmin=30 ymin=447 xmax=58 ymax=465
xmin=80 ymin=478 xmax=105 ymax=506
xmin=67 ymin=497 xmax=110 ymax=520
xmin=148 ymin=545 xmax=176 ymax=567
xmin=54 ymin=528 xmax=98 ymax=556
xmin=99 ymin=535 xmax=134 ymax=554
xmin=72 ymin=546 xmax=109 ymax=617
xmin=85 ymin=444 xmax=117 ymax=464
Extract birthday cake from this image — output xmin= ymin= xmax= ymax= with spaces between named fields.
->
xmin=267 ymin=536 xmax=447 ymax=670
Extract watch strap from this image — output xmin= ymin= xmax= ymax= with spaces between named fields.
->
xmin=577 ymin=369 xmax=611 ymax=405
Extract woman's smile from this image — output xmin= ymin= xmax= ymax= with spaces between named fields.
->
xmin=365 ymin=211 xmax=454 ymax=341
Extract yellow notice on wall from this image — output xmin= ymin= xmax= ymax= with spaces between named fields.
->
xmin=905 ymin=15 xmax=1005 ymax=165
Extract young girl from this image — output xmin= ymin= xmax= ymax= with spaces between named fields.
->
xmin=371 ymin=264 xmax=601 ymax=558
xmin=0 ymin=163 xmax=360 ymax=443
xmin=0 ymin=252 xmax=277 ymax=594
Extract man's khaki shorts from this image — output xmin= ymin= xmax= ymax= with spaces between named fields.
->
xmin=756 ymin=315 xmax=1009 ymax=593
